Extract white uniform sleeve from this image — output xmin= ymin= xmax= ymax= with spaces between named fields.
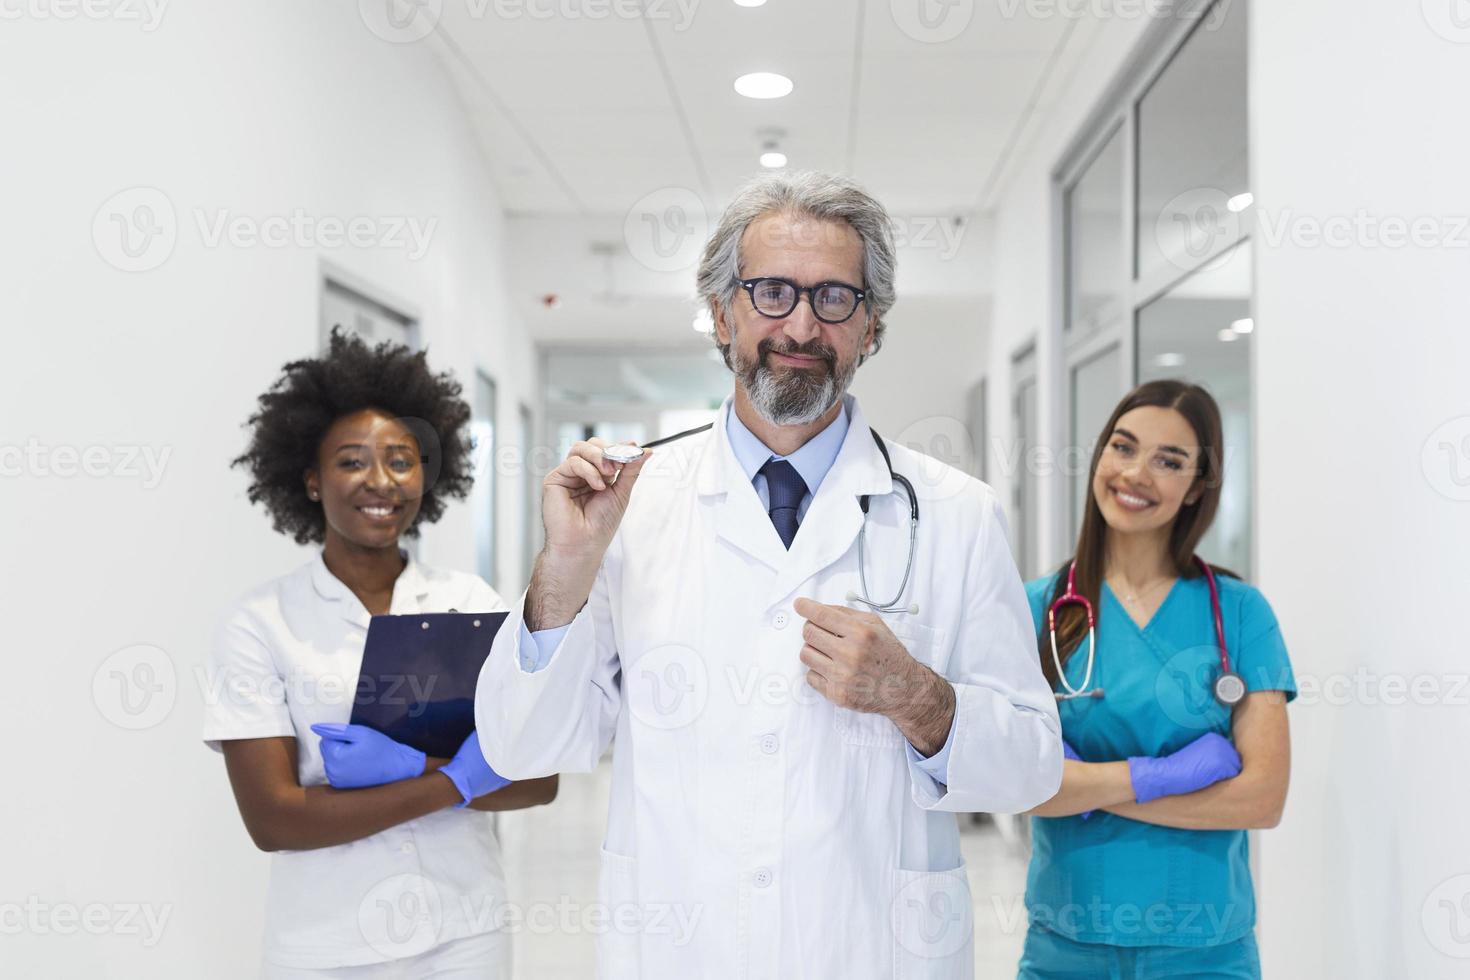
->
xmin=907 ymin=496 xmax=1063 ymax=813
xmin=200 ymin=606 xmax=296 ymax=753
xmin=474 ymin=545 xmax=622 ymax=780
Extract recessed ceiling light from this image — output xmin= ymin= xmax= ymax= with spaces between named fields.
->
xmin=1217 ymin=327 xmax=1240 ymax=343
xmin=734 ymin=72 xmax=793 ymax=100
xmin=733 ymin=0 xmax=767 ymax=6
xmin=1229 ymin=317 xmax=1255 ymax=335
xmin=1151 ymin=352 xmax=1186 ymax=368
xmin=1226 ymin=192 xmax=1254 ymax=213
xmin=760 ymin=150 xmax=788 ymax=168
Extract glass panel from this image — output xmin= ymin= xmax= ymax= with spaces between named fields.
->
xmin=1012 ymin=349 xmax=1039 ymax=578
xmin=472 ymin=372 xmax=498 ymax=588
xmin=519 ymin=404 xmax=535 ymax=589
xmin=1136 ymin=239 xmax=1253 ymax=577
xmin=1067 ymin=127 xmax=1125 ymax=335
xmin=1069 ymin=345 xmax=1123 ymax=545
xmin=1136 ymin=0 xmax=1248 ymax=281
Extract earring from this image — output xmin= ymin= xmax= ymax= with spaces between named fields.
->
xmin=309 ymin=490 xmax=319 ymax=500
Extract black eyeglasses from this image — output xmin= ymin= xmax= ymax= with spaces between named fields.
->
xmin=737 ymin=277 xmax=867 ymax=325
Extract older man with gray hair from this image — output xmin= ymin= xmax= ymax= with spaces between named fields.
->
xmin=477 ymin=171 xmax=1061 ymax=978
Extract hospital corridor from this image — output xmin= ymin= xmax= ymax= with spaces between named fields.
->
xmin=2 ymin=1 xmax=1466 ymax=978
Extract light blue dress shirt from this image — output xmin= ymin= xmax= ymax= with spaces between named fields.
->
xmin=517 ymin=404 xmax=956 ymax=782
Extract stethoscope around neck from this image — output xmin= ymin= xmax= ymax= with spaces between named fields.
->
xmin=605 ymin=421 xmax=920 ymax=616
xmin=1048 ymin=555 xmax=1246 ymax=707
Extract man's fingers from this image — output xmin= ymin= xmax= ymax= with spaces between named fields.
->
xmin=793 ymin=596 xmax=857 ymax=637
xmin=564 ymin=456 xmax=608 ymax=491
xmin=801 ymin=618 xmax=844 ymax=656
xmin=569 ymin=441 xmax=617 ymax=480
xmin=798 ymin=642 xmax=834 ymax=671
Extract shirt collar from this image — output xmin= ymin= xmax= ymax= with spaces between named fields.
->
xmin=725 ymin=399 xmax=851 ymax=496
xmin=309 ymin=547 xmax=430 ymax=615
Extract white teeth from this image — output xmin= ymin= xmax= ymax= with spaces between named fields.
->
xmin=1116 ymin=490 xmax=1153 ymax=509
xmin=360 ymin=506 xmax=394 ymax=517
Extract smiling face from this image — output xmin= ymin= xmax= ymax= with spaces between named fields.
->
xmin=303 ymin=409 xmax=424 ymax=552
xmin=1092 ymin=405 xmax=1204 ymax=537
xmin=712 ymin=211 xmax=876 ymax=426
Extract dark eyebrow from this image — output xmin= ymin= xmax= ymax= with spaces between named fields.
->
xmin=1112 ymin=427 xmax=1191 ymax=458
xmin=333 ymin=442 xmax=415 ymax=452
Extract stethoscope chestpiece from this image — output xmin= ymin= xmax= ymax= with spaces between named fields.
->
xmin=1213 ymin=670 xmax=1247 ymax=707
xmin=601 ymin=444 xmax=645 ymax=465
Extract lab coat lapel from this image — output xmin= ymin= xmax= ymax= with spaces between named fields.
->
xmin=772 ymin=397 xmax=892 ymax=600
xmin=694 ymin=401 xmax=789 ymax=573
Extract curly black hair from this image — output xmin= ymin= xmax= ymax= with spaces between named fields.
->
xmin=232 ymin=328 xmax=475 ymax=544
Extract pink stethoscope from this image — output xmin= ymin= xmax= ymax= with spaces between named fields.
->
xmin=1048 ymin=555 xmax=1246 ymax=706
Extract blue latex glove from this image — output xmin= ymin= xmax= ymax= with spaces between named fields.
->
xmin=1061 ymin=740 xmax=1095 ymax=821
xmin=1128 ymin=731 xmax=1242 ymax=804
xmin=439 ymin=731 xmax=511 ymax=808
xmin=311 ymin=723 xmax=426 ymax=789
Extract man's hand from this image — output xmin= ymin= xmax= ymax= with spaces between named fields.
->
xmin=793 ymin=597 xmax=956 ymax=756
xmin=527 ymin=438 xmax=651 ymax=630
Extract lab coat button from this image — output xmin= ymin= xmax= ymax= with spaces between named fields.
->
xmin=753 ymin=867 xmax=773 ymax=888
xmin=771 ymin=611 xmax=790 ymax=629
xmin=759 ymin=734 xmax=779 ymax=754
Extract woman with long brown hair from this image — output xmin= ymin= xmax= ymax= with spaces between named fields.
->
xmin=1017 ymin=380 xmax=1295 ymax=979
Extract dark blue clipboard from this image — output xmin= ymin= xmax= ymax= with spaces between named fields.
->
xmin=350 ymin=611 xmax=507 ymax=759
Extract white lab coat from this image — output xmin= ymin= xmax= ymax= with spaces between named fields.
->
xmin=476 ymin=395 xmax=1061 ymax=979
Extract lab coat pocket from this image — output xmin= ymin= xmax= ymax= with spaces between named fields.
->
xmin=891 ymin=861 xmax=974 ymax=979
xmin=833 ymin=621 xmax=949 ymax=748
xmin=596 ymin=845 xmax=641 ymax=980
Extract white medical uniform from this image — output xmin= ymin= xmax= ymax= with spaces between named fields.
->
xmin=203 ymin=551 xmax=511 ymax=977
xmin=475 ymin=395 xmax=1063 ymax=979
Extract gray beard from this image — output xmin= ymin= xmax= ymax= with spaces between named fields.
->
xmin=731 ymin=331 xmax=857 ymax=427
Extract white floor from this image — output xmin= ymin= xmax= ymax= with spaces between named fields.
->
xmin=496 ymin=762 xmax=1030 ymax=978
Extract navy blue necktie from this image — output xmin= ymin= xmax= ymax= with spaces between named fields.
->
xmin=760 ymin=458 xmax=807 ymax=550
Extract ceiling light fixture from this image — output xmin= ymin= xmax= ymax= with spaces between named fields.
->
xmin=734 ymin=72 xmax=793 ymax=99
xmin=1217 ymin=327 xmax=1240 ymax=343
xmin=1151 ymin=352 xmax=1186 ymax=368
xmin=1226 ymin=192 xmax=1254 ymax=213
xmin=1229 ymin=317 xmax=1255 ymax=335
xmin=733 ymin=0 xmax=767 ymax=6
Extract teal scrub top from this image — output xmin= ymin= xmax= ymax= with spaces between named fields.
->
xmin=1023 ymin=570 xmax=1296 ymax=948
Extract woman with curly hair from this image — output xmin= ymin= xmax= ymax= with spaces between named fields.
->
xmin=203 ymin=329 xmax=556 ymax=979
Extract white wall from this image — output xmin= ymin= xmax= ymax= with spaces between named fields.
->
xmin=0 ymin=4 xmax=535 ymax=976
xmin=1251 ymin=3 xmax=1470 ymax=977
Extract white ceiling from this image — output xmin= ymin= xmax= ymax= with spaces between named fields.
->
xmin=411 ymin=0 xmax=1102 ymax=344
